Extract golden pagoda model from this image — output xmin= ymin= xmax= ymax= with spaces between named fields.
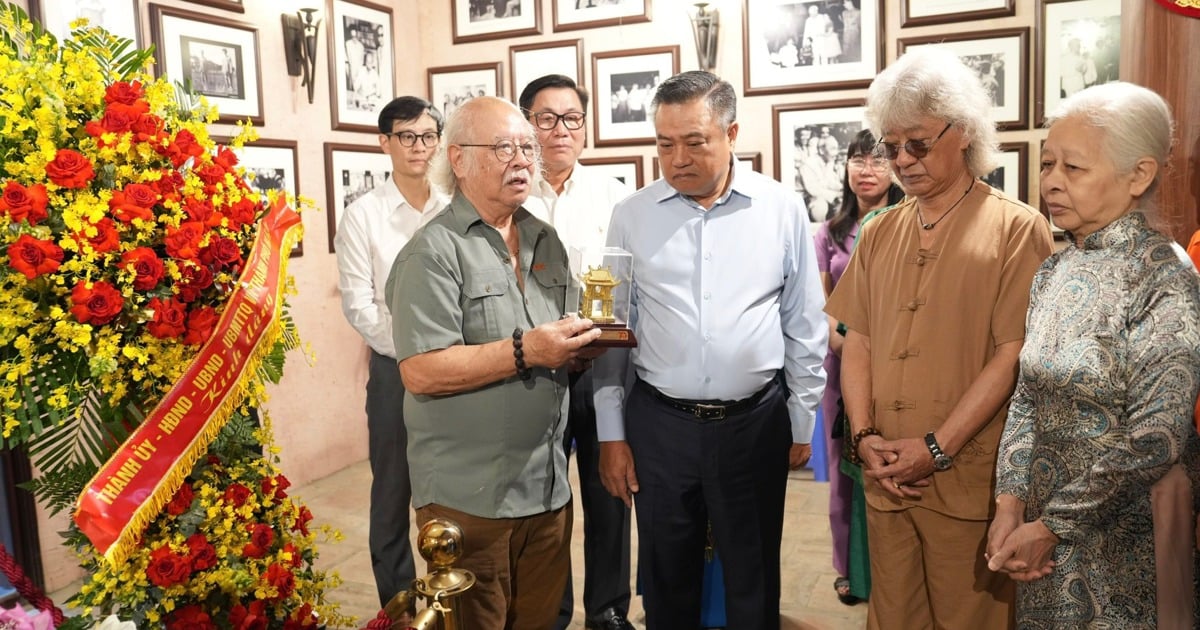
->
xmin=571 ymin=247 xmax=638 ymax=348
xmin=580 ymin=265 xmax=621 ymax=323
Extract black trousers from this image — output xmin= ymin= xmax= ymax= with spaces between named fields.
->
xmin=366 ymin=350 xmax=416 ymax=608
xmin=629 ymin=378 xmax=790 ymax=630
xmin=557 ymin=373 xmax=633 ymax=627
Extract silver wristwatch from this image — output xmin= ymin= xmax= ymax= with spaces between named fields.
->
xmin=924 ymin=432 xmax=953 ymax=471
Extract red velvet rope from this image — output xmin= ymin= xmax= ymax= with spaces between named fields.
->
xmin=0 ymin=542 xmax=65 ymax=625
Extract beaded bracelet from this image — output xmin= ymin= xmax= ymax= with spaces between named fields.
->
xmin=512 ymin=328 xmax=532 ymax=381
xmin=848 ymin=426 xmax=882 ymax=465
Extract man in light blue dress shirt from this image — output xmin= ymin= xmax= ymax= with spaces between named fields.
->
xmin=594 ymin=71 xmax=827 ymax=629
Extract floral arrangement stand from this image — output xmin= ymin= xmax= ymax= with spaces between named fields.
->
xmin=0 ymin=3 xmax=349 ymax=628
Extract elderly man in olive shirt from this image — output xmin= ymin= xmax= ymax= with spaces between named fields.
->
xmin=385 ymin=96 xmax=602 ymax=628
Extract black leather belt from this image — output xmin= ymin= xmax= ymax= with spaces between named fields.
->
xmin=641 ymin=379 xmax=774 ymax=421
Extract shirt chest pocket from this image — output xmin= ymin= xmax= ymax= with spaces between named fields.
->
xmin=462 ymin=268 xmax=510 ymax=343
xmin=530 ymin=265 xmax=568 ymax=320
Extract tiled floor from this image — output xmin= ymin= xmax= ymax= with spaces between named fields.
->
xmin=302 ymin=461 xmax=869 ymax=629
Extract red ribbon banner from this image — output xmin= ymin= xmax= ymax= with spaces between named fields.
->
xmin=1153 ymin=0 xmax=1200 ymax=18
xmin=74 ymin=198 xmax=301 ymax=565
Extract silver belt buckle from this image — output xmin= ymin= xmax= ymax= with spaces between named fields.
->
xmin=693 ymin=403 xmax=725 ymax=420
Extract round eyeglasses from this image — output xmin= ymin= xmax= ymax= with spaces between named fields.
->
xmin=458 ymin=140 xmax=538 ymax=163
xmin=530 ymin=111 xmax=586 ymax=131
xmin=386 ymin=131 xmax=441 ymax=148
xmin=874 ymin=122 xmax=953 ymax=160
xmin=848 ymin=156 xmax=890 ymax=172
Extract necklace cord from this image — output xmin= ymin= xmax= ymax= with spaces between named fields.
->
xmin=916 ymin=181 xmax=975 ymax=230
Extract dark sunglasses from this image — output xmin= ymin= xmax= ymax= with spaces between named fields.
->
xmin=874 ymin=122 xmax=953 ymax=160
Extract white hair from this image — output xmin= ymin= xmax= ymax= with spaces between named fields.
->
xmin=428 ymin=96 xmax=540 ymax=197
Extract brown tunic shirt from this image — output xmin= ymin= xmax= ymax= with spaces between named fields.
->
xmin=825 ymin=185 xmax=1053 ymax=519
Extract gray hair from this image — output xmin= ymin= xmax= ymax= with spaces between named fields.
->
xmin=650 ymin=70 xmax=736 ymax=131
xmin=865 ymin=46 xmax=999 ymax=178
xmin=428 ymin=96 xmax=540 ymax=197
xmin=1046 ymin=81 xmax=1174 ymax=199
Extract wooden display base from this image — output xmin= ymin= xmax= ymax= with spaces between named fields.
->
xmin=591 ymin=323 xmax=638 ymax=348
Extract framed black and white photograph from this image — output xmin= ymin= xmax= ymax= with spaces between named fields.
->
xmin=898 ymin=28 xmax=1030 ymax=131
xmin=452 ymin=0 xmax=541 ymax=44
xmin=552 ymin=0 xmax=651 ymax=32
xmin=772 ymin=99 xmax=866 ymax=224
xmin=742 ymin=0 xmax=882 ymax=96
xmin=29 ymin=0 xmax=140 ymax=43
xmin=899 ymin=0 xmax=1014 ymax=27
xmin=738 ymin=152 xmax=763 ymax=173
xmin=324 ymin=143 xmax=392 ymax=254
xmin=510 ymin=40 xmax=583 ymax=103
xmin=580 ymin=156 xmax=644 ymax=189
xmin=182 ymin=0 xmax=244 ymax=13
xmin=224 ymin=139 xmax=303 ymax=257
xmin=591 ymin=46 xmax=679 ymax=147
xmin=149 ymin=4 xmax=262 ymax=125
xmin=982 ymin=141 xmax=1029 ymax=204
xmin=1036 ymin=0 xmax=1121 ymax=126
xmin=329 ymin=0 xmax=395 ymax=132
xmin=428 ymin=63 xmax=503 ymax=120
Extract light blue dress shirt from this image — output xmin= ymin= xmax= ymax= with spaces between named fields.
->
xmin=593 ymin=160 xmax=828 ymax=443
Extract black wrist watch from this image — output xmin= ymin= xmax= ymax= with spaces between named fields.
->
xmin=924 ymin=432 xmax=953 ymax=471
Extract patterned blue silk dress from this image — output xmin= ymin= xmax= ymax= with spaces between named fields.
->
xmin=995 ymin=211 xmax=1200 ymax=628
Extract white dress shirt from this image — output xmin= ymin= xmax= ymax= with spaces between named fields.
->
xmin=334 ymin=179 xmax=448 ymax=358
xmin=593 ymin=160 xmax=828 ymax=443
xmin=523 ymin=161 xmax=633 ymax=256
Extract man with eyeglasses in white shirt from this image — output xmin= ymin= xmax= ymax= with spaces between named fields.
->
xmin=518 ymin=74 xmax=637 ymax=630
xmin=333 ymin=96 xmax=448 ymax=615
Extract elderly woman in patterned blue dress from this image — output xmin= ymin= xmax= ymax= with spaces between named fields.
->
xmin=987 ymin=81 xmax=1200 ymax=628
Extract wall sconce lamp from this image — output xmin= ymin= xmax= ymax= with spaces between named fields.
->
xmin=689 ymin=2 xmax=719 ymax=73
xmin=282 ymin=8 xmax=321 ymax=104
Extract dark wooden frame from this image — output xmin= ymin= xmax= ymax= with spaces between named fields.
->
xmin=993 ymin=141 xmax=1030 ymax=203
xmin=324 ymin=142 xmax=393 ymax=254
xmin=183 ymin=0 xmax=245 ymax=13
xmin=215 ymin=137 xmax=305 ymax=257
xmin=590 ymin=45 xmax=680 ymax=147
xmin=428 ymin=62 xmax=504 ymax=116
xmin=742 ymin=0 xmax=883 ymax=97
xmin=580 ymin=155 xmax=644 ymax=190
xmin=148 ymin=3 xmax=264 ymax=125
xmin=900 ymin=0 xmax=1014 ymax=27
xmin=328 ymin=0 xmax=396 ymax=133
xmin=509 ymin=39 xmax=584 ymax=102
xmin=771 ymin=98 xmax=866 ymax=185
xmin=898 ymin=27 xmax=1031 ymax=131
xmin=28 ymin=0 xmax=141 ymax=43
xmin=1034 ymin=0 xmax=1123 ymax=127
xmin=552 ymin=0 xmax=651 ymax=32
xmin=452 ymin=0 xmax=542 ymax=44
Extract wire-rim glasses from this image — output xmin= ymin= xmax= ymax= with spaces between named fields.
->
xmin=386 ymin=131 xmax=441 ymax=148
xmin=874 ymin=122 xmax=953 ymax=160
xmin=530 ymin=111 xmax=586 ymax=131
xmin=458 ymin=140 xmax=539 ymax=163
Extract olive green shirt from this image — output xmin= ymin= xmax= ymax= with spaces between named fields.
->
xmin=386 ymin=193 xmax=572 ymax=519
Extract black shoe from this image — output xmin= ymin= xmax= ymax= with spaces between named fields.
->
xmin=585 ymin=608 xmax=636 ymax=630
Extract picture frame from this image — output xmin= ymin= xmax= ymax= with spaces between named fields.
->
xmin=580 ymin=156 xmax=644 ymax=190
xmin=591 ymin=46 xmax=679 ymax=147
xmin=899 ymin=0 xmax=1014 ymax=28
xmin=1035 ymin=0 xmax=1121 ymax=126
xmin=428 ymin=62 xmax=503 ymax=120
xmin=552 ymin=0 xmax=651 ymax=32
xmin=328 ymin=0 xmax=396 ymax=132
xmin=215 ymin=138 xmax=304 ymax=257
xmin=738 ymin=152 xmax=763 ymax=173
xmin=510 ymin=39 xmax=584 ymax=103
xmin=742 ymin=0 xmax=882 ymax=97
xmin=149 ymin=4 xmax=263 ymax=125
xmin=772 ymin=99 xmax=867 ymax=224
xmin=452 ymin=0 xmax=541 ymax=44
xmin=898 ymin=27 xmax=1030 ymax=131
xmin=982 ymin=141 xmax=1029 ymax=204
xmin=29 ymin=0 xmax=141 ymax=44
xmin=182 ymin=0 xmax=245 ymax=13
xmin=324 ymin=143 xmax=393 ymax=254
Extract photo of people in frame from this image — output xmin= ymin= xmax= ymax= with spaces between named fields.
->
xmin=790 ymin=121 xmax=861 ymax=223
xmin=609 ymin=71 xmax=659 ymax=124
xmin=342 ymin=16 xmax=386 ymax=113
xmin=180 ymin=37 xmax=244 ymax=99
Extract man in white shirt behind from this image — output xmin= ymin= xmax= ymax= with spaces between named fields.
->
xmin=518 ymin=74 xmax=637 ymax=630
xmin=333 ymin=96 xmax=449 ymax=614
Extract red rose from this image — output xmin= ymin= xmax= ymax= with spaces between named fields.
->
xmin=151 ymin=169 xmax=186 ymax=202
xmin=200 ymin=236 xmax=243 ymax=271
xmin=7 ymin=234 xmax=63 ymax=280
xmin=166 ymin=483 xmax=194 ymax=516
xmin=183 ymin=306 xmax=217 ymax=346
xmin=0 ymin=181 xmax=49 ymax=224
xmin=183 ymin=197 xmax=219 ymax=226
xmin=147 ymin=297 xmax=187 ymax=339
xmin=292 ymin=505 xmax=313 ymax=535
xmin=165 ymin=221 xmax=205 ymax=260
xmin=162 ymin=129 xmax=205 ymax=167
xmin=195 ymin=162 xmax=227 ymax=186
xmin=250 ymin=523 xmax=275 ymax=549
xmin=75 ymin=218 xmax=120 ymax=254
xmin=105 ymin=80 xmax=144 ymax=106
xmin=264 ymin=562 xmax=295 ymax=599
xmin=186 ymin=533 xmax=218 ymax=571
xmin=229 ymin=601 xmax=268 ymax=630
xmin=282 ymin=604 xmax=317 ymax=630
xmin=146 ymin=545 xmax=192 ymax=588
xmin=224 ymin=198 xmax=259 ymax=230
xmin=109 ymin=183 xmax=158 ymax=223
xmin=223 ymin=483 xmax=251 ymax=507
xmin=131 ymin=113 xmax=166 ymax=143
xmin=120 ymin=247 xmax=164 ymax=291
xmin=69 ymin=280 xmax=124 ymax=325
xmin=176 ymin=263 xmax=214 ymax=303
xmin=261 ymin=474 xmax=291 ymax=500
xmin=167 ymin=605 xmax=216 ymax=630
xmin=85 ymin=104 xmax=143 ymax=137
xmin=44 ymin=149 xmax=95 ymax=189
xmin=214 ymin=146 xmax=239 ymax=170
xmin=281 ymin=542 xmax=303 ymax=567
